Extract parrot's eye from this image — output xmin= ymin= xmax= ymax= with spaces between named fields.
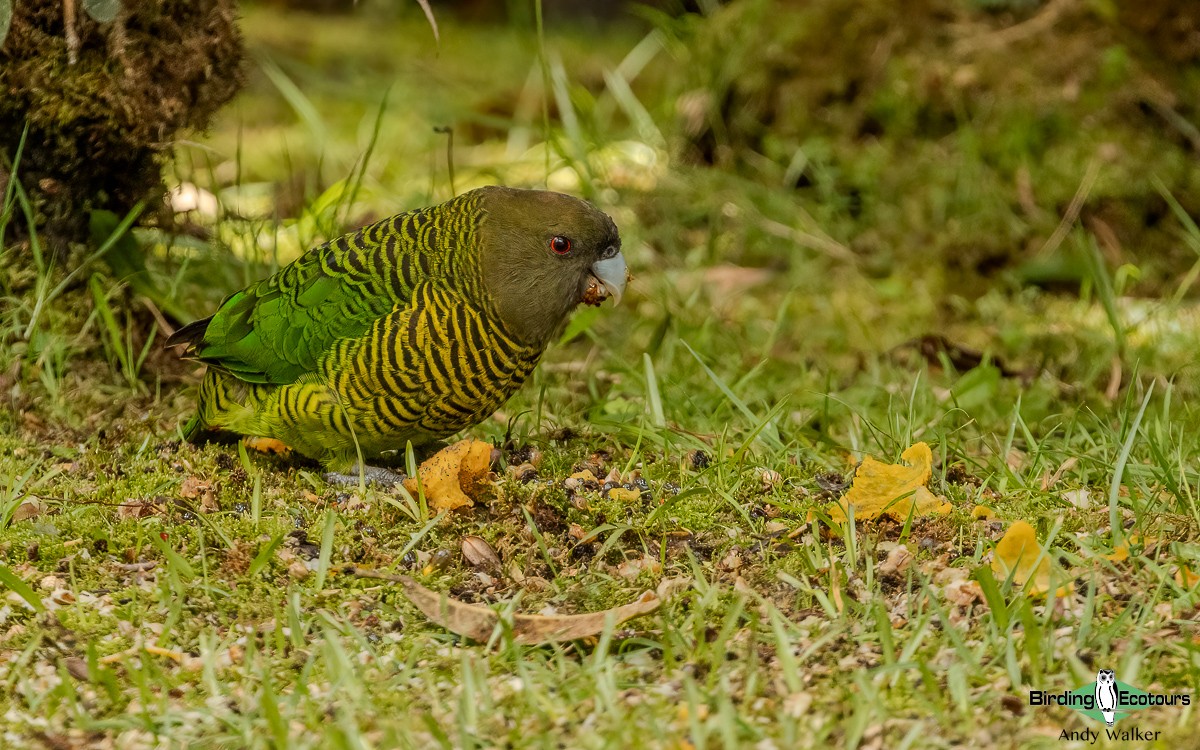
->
xmin=550 ymin=236 xmax=572 ymax=255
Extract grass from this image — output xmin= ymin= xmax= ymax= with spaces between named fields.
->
xmin=3 ymin=3 xmax=1200 ymax=749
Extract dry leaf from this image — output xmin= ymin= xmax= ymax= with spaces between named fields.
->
xmin=1041 ymin=456 xmax=1079 ymax=490
xmin=992 ymin=521 xmax=1071 ymax=597
xmin=719 ymin=550 xmax=743 ymax=572
xmin=350 ymin=568 xmax=659 ymax=644
xmin=877 ymin=544 xmax=914 ymax=577
xmin=404 ymin=439 xmax=494 ymax=512
xmin=616 ymin=553 xmax=662 ymax=580
xmin=461 ymin=536 xmax=501 ymax=571
xmin=180 ymin=476 xmax=218 ymax=513
xmin=1061 ymin=488 xmax=1091 ymax=509
xmin=118 ymin=498 xmax=161 ymax=520
xmin=65 ymin=656 xmax=90 ymax=682
xmin=1176 ymin=566 xmax=1199 ymax=589
xmin=944 ymin=578 xmax=985 ymax=607
xmin=11 ymin=498 xmax=45 ymax=522
xmin=655 ymin=576 xmax=693 ymax=600
xmin=827 ymin=561 xmax=845 ymax=613
xmin=827 ymin=442 xmax=952 ymax=523
xmin=971 ymin=504 xmax=997 ymax=520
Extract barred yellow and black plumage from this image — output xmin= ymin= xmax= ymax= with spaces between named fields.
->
xmin=169 ymin=186 xmax=626 ymax=474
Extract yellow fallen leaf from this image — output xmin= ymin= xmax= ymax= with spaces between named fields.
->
xmin=991 ymin=521 xmax=1071 ymax=597
xmin=144 ymin=645 xmax=184 ymax=663
xmin=826 ymin=442 xmax=952 ymax=523
xmin=828 ymin=561 xmax=844 ymax=614
xmin=404 ymin=439 xmax=494 ymax=512
xmin=1176 ymin=566 xmax=1199 ymax=589
xmin=608 ymin=488 xmax=641 ymax=503
xmin=1101 ymin=534 xmax=1159 ymax=562
xmin=971 ymin=504 xmax=996 ymax=520
xmin=676 ymin=704 xmax=709 ymax=722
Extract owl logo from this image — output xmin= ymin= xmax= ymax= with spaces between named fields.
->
xmin=1095 ymin=669 xmax=1118 ymax=727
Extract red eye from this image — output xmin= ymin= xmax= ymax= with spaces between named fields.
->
xmin=550 ymin=236 xmax=572 ymax=255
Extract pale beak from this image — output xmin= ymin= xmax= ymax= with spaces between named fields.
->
xmin=589 ymin=250 xmax=628 ymax=306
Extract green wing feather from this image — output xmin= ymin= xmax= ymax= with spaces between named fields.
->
xmin=168 ymin=204 xmax=454 ymax=384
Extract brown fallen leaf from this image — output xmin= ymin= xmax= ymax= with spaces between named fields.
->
xmin=944 ymin=578 xmax=986 ymax=607
xmin=877 ymin=544 xmax=914 ymax=577
xmin=180 ymin=476 xmax=218 ymax=513
xmin=118 ymin=497 xmax=162 ymax=520
xmin=64 ymin=656 xmax=90 ymax=682
xmin=616 ymin=553 xmax=662 ymax=580
xmin=349 ymin=567 xmax=660 ymax=645
xmin=461 ymin=535 xmax=502 ymax=572
xmin=12 ymin=498 xmax=45 ymax=522
xmin=404 ymin=439 xmax=494 ymax=512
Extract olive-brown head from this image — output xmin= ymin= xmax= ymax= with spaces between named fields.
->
xmin=474 ymin=186 xmax=626 ymax=347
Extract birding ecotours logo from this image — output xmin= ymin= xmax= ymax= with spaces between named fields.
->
xmin=1027 ymin=670 xmax=1191 ymax=742
xmin=1094 ymin=669 xmax=1117 ymax=727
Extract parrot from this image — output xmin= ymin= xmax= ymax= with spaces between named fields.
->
xmin=167 ymin=186 xmax=626 ymax=484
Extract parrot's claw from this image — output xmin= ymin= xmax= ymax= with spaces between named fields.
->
xmin=323 ymin=465 xmax=407 ymax=487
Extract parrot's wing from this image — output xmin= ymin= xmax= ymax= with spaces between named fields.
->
xmin=169 ymin=218 xmax=432 ymax=384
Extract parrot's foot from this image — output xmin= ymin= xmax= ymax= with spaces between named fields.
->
xmin=323 ymin=465 xmax=407 ymax=487
xmin=243 ymin=436 xmax=292 ymax=455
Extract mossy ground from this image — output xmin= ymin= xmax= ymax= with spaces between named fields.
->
xmin=2 ymin=3 xmax=1200 ymax=748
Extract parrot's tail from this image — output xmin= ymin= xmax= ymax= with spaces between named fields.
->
xmin=165 ymin=316 xmax=213 ymax=351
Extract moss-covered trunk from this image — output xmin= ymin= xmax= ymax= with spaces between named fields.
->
xmin=0 ymin=0 xmax=245 ymax=249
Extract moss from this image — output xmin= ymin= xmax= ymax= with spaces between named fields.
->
xmin=0 ymin=0 xmax=245 ymax=248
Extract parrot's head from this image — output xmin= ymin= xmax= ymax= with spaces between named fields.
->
xmin=476 ymin=186 xmax=627 ymax=347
